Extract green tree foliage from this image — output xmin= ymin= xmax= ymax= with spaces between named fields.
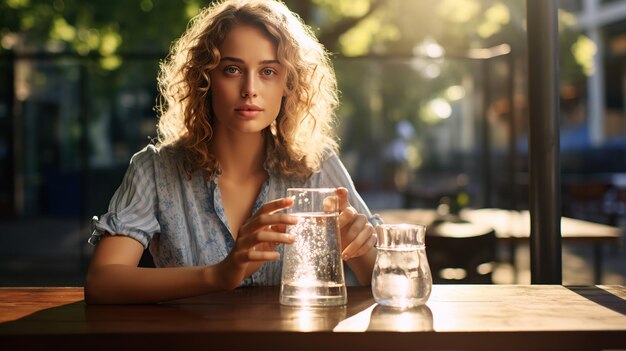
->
xmin=0 ymin=0 xmax=587 ymax=149
xmin=0 ymin=0 xmax=208 ymax=68
xmin=1 ymin=0 xmax=584 ymax=74
xmin=0 ymin=0 xmax=591 ymax=190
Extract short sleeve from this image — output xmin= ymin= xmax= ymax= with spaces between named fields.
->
xmin=317 ymin=153 xmax=383 ymax=227
xmin=88 ymin=146 xmax=161 ymax=248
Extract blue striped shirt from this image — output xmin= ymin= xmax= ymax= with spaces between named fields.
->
xmin=89 ymin=145 xmax=381 ymax=287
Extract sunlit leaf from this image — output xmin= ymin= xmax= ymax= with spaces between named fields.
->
xmin=559 ymin=9 xmax=576 ymax=27
xmin=485 ymin=3 xmax=510 ymax=25
xmin=99 ymin=29 xmax=122 ymax=56
xmin=446 ymin=85 xmax=465 ymax=101
xmin=81 ymin=28 xmax=100 ymax=49
xmin=338 ymin=14 xmax=399 ymax=56
xmin=477 ymin=21 xmax=501 ymax=38
xmin=437 ymin=0 xmax=480 ymax=23
xmin=50 ymin=17 xmax=75 ymax=42
xmin=571 ymin=34 xmax=597 ymax=76
xmin=313 ymin=0 xmax=370 ymax=18
xmin=140 ymin=0 xmax=153 ymax=13
xmin=74 ymin=41 xmax=90 ymax=56
xmin=406 ymin=145 xmax=422 ymax=169
xmin=6 ymin=0 xmax=30 ymax=9
xmin=100 ymin=54 xmax=122 ymax=70
xmin=185 ymin=2 xmax=201 ymax=19
xmin=20 ymin=14 xmax=35 ymax=30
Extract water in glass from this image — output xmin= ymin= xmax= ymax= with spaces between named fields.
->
xmin=280 ymin=189 xmax=347 ymax=306
xmin=372 ymin=224 xmax=432 ymax=309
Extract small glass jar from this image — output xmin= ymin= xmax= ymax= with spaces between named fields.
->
xmin=371 ymin=224 xmax=432 ymax=309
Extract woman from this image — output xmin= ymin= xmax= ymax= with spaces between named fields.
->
xmin=86 ymin=0 xmax=380 ymax=304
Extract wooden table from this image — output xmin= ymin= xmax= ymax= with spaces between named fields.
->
xmin=379 ymin=208 xmax=623 ymax=283
xmin=1 ymin=286 xmax=625 ymax=350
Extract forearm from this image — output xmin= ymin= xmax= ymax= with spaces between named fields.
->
xmin=85 ymin=264 xmax=223 ymax=304
xmin=345 ymin=247 xmax=377 ymax=286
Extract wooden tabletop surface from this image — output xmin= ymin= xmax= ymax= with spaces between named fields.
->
xmin=1 ymin=285 xmax=625 ymax=350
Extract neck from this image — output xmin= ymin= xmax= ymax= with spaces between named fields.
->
xmin=210 ymin=128 xmax=266 ymax=179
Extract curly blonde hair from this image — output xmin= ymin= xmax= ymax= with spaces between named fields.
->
xmin=156 ymin=0 xmax=339 ymax=180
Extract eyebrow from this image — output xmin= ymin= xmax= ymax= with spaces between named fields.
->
xmin=220 ymin=57 xmax=281 ymax=65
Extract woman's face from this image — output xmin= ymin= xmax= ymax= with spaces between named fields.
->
xmin=209 ymin=25 xmax=287 ymax=135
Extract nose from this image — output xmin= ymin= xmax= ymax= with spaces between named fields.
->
xmin=241 ymin=74 xmax=258 ymax=98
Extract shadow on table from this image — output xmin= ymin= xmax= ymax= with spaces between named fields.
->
xmin=566 ymin=286 xmax=626 ymax=316
xmin=0 ymin=301 xmax=209 ymax=332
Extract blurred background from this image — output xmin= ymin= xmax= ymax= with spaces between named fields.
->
xmin=0 ymin=0 xmax=624 ymax=286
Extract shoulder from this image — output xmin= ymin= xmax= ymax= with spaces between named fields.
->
xmin=304 ymin=150 xmax=352 ymax=187
xmin=129 ymin=144 xmax=158 ymax=164
xmin=320 ymin=150 xmax=346 ymax=173
xmin=121 ymin=144 xmax=190 ymax=188
xmin=130 ymin=144 xmax=183 ymax=170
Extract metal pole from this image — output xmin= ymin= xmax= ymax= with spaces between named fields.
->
xmin=78 ymin=62 xmax=90 ymax=275
xmin=527 ymin=0 xmax=562 ymax=284
xmin=3 ymin=51 xmax=16 ymax=217
xmin=481 ymin=60 xmax=492 ymax=208
xmin=507 ymin=52 xmax=517 ymax=211
xmin=11 ymin=52 xmax=24 ymax=217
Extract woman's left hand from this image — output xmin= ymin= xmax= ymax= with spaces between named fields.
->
xmin=335 ymin=187 xmax=377 ymax=261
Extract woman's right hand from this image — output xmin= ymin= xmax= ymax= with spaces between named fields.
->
xmin=214 ymin=197 xmax=297 ymax=290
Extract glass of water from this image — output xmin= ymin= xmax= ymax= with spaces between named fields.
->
xmin=280 ymin=188 xmax=347 ymax=306
xmin=372 ymin=223 xmax=432 ymax=309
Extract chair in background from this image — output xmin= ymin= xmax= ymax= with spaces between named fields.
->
xmin=426 ymin=220 xmax=497 ymax=284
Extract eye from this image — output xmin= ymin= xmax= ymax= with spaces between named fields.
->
xmin=224 ymin=66 xmax=240 ymax=75
xmin=261 ymin=68 xmax=276 ymax=76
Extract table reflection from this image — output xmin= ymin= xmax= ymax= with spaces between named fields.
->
xmin=333 ymin=303 xmax=433 ymax=332
xmin=368 ymin=305 xmax=433 ymax=332
xmin=280 ymin=305 xmax=347 ymax=331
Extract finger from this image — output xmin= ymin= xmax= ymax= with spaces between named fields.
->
xmin=240 ymin=207 xmax=298 ymax=236
xmin=239 ymin=197 xmax=295 ymax=237
xmin=338 ymin=206 xmax=357 ymax=229
xmin=270 ymin=224 xmax=288 ymax=233
xmin=258 ymin=241 xmax=281 ymax=251
xmin=234 ymin=249 xmax=281 ymax=262
xmin=335 ymin=187 xmax=350 ymax=210
xmin=256 ymin=197 xmax=294 ymax=215
xmin=341 ymin=217 xmax=373 ymax=260
xmin=255 ymin=230 xmax=295 ymax=245
xmin=240 ymin=230 xmax=296 ymax=250
xmin=341 ymin=213 xmax=368 ymax=244
xmin=322 ymin=194 xmax=340 ymax=212
xmin=351 ymin=233 xmax=377 ymax=258
xmin=249 ymin=250 xmax=281 ymax=261
xmin=244 ymin=212 xmax=298 ymax=234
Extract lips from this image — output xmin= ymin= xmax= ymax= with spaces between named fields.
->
xmin=235 ymin=104 xmax=263 ymax=119
xmin=235 ymin=104 xmax=262 ymax=112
